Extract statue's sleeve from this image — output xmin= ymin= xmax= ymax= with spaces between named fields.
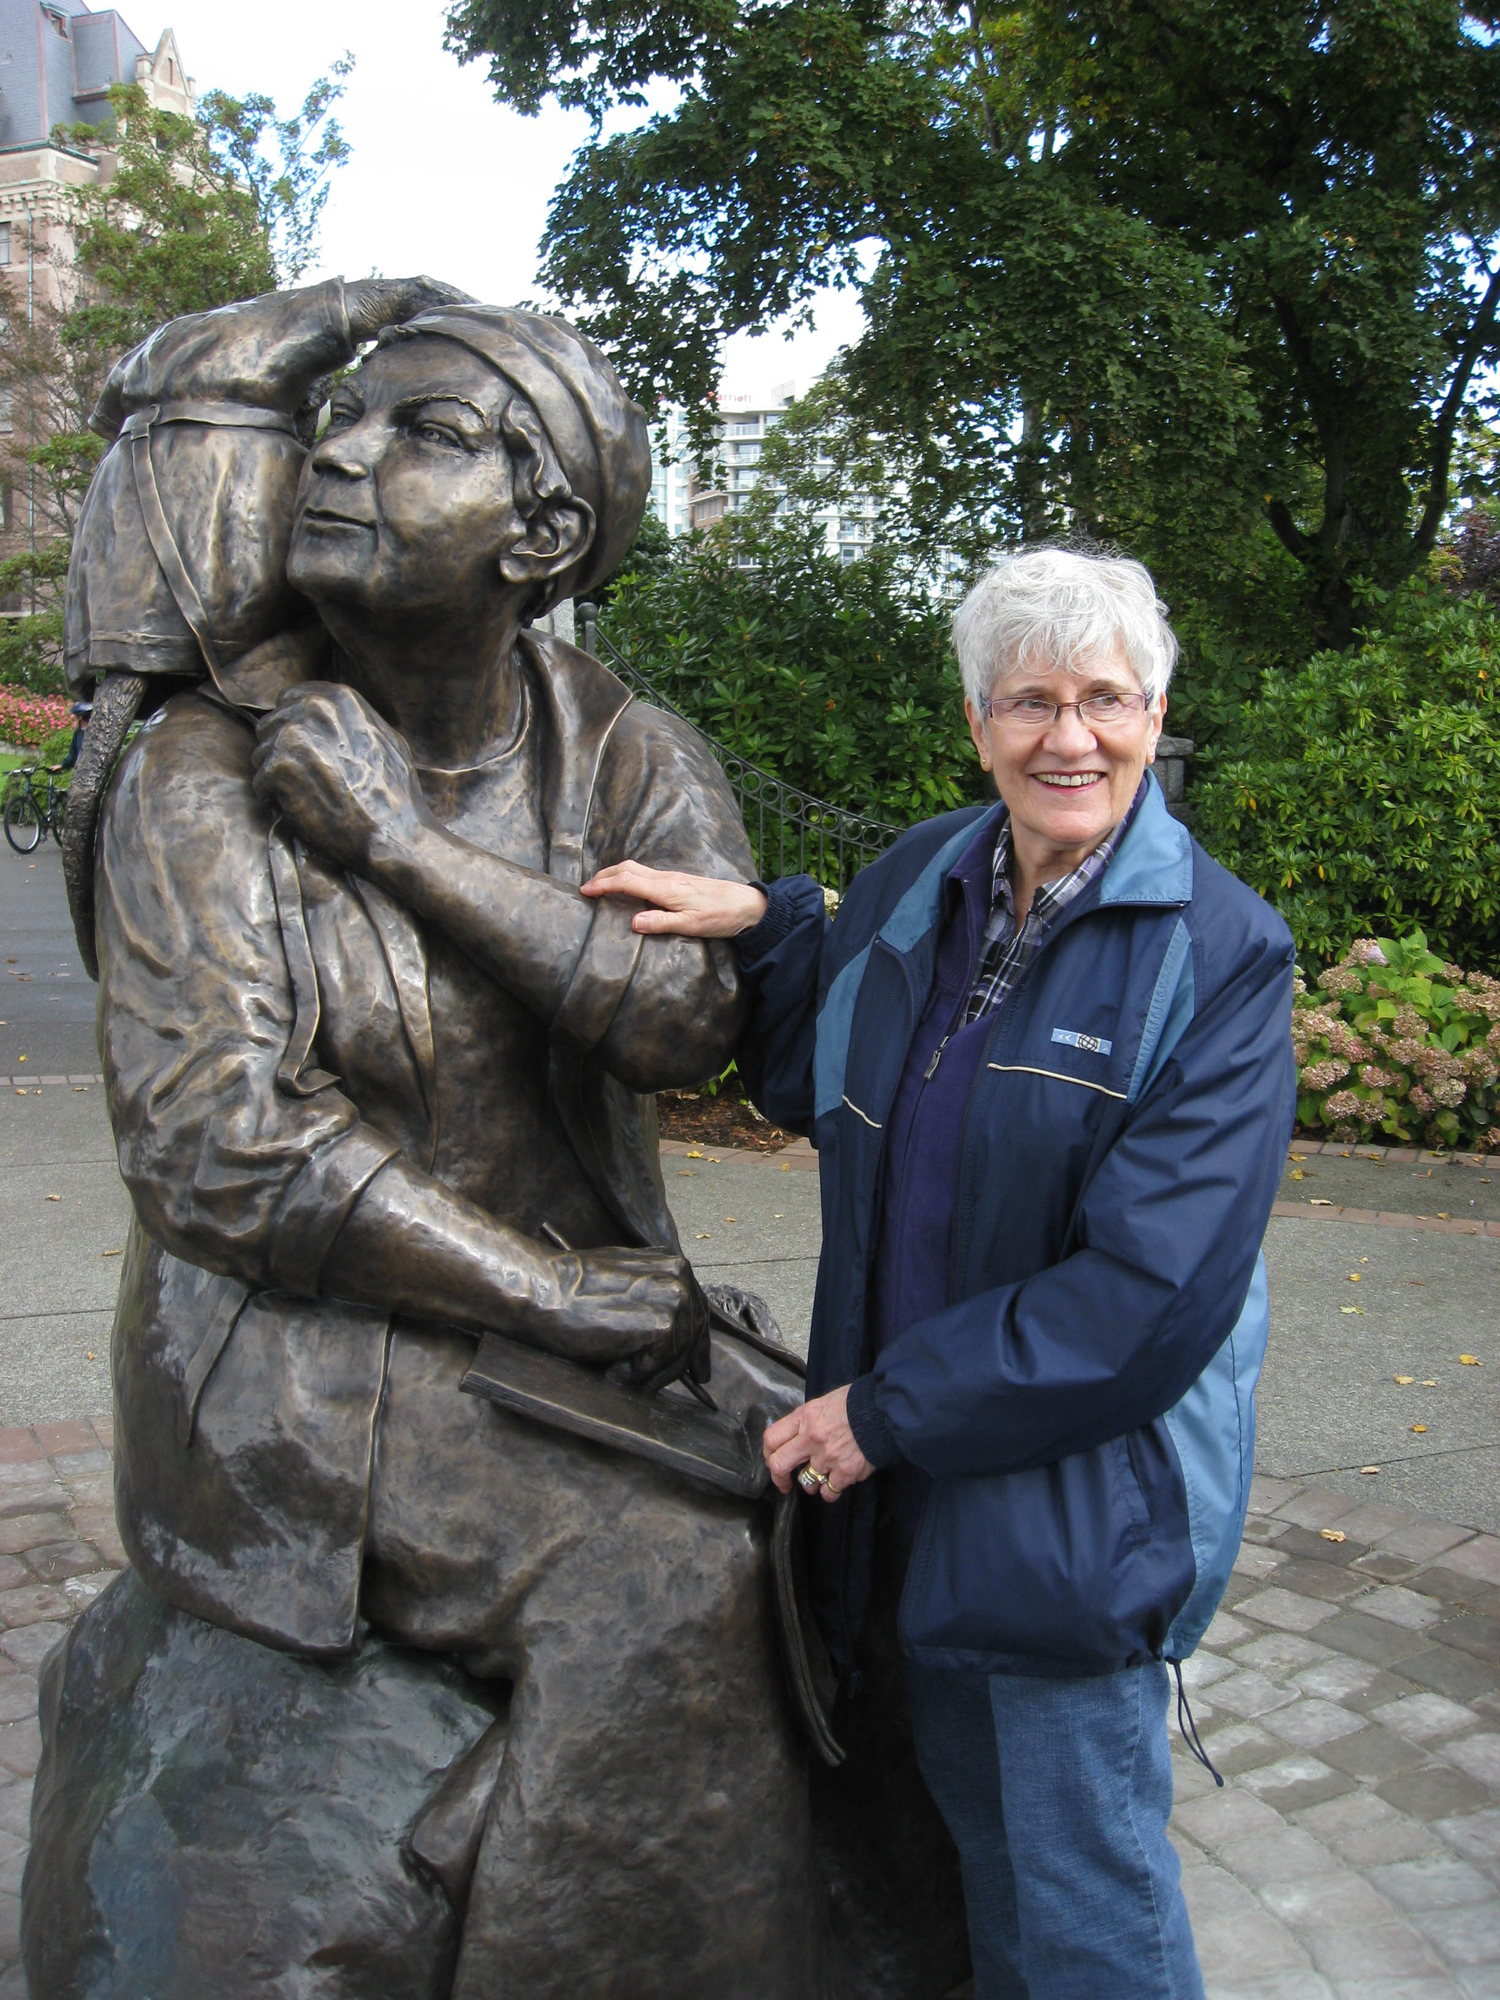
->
xmin=567 ymin=705 xmax=755 ymax=1090
xmin=96 ymin=696 xmax=398 ymax=1292
xmin=90 ymin=280 xmax=355 ymax=437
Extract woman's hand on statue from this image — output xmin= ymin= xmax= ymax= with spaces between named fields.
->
xmin=251 ymin=683 xmax=435 ymax=870
xmin=543 ymin=1246 xmax=709 ymax=1377
xmin=580 ymin=862 xmax=768 ymax=937
xmin=762 ymin=1387 xmax=875 ymax=1503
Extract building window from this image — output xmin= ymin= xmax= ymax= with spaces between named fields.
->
xmin=0 ymin=389 xmax=12 ymax=437
xmin=0 ymin=488 xmax=10 ymax=530
xmin=44 ymin=6 xmax=68 ymax=35
xmin=0 ymin=225 xmax=10 ymax=267
xmin=730 ymin=421 xmax=759 ymax=435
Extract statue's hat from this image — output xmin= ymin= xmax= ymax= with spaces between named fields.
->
xmin=386 ymin=304 xmax=652 ymax=612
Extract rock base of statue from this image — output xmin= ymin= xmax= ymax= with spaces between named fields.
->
xmin=23 ymin=1569 xmax=505 ymax=1998
xmin=25 ymin=1562 xmax=970 ymax=2000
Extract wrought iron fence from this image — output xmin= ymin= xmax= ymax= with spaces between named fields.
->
xmin=575 ymin=602 xmax=905 ymax=892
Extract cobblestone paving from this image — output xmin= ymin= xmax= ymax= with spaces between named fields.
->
xmin=0 ymin=1419 xmax=124 ymax=1996
xmin=1176 ymin=1473 xmax=1500 ymax=1999
xmin=2 ymin=1427 xmax=1500 ymax=1992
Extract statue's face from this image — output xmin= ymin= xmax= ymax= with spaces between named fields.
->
xmin=287 ymin=338 xmax=531 ymax=618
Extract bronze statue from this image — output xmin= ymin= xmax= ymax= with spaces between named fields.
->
xmin=25 ymin=281 xmax=968 ymax=1997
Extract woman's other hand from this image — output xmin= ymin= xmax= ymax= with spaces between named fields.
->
xmin=763 ymin=1386 xmax=875 ymax=1503
xmin=580 ymin=861 xmax=767 ymax=937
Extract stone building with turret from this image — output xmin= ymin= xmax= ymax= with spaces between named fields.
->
xmin=0 ymin=3 xmax=192 ymax=599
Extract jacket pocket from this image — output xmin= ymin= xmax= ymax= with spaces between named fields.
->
xmin=1111 ymin=1432 xmax=1152 ymax=1553
xmin=899 ymin=1439 xmax=1194 ymax=1673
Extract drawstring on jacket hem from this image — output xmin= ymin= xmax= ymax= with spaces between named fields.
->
xmin=1170 ymin=1658 xmax=1224 ymax=1787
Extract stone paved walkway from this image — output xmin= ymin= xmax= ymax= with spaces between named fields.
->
xmin=1176 ymin=1473 xmax=1500 ymax=1998
xmin=0 ymin=1418 xmax=124 ymax=1996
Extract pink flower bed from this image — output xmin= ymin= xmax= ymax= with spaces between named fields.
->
xmin=0 ymin=688 xmax=71 ymax=749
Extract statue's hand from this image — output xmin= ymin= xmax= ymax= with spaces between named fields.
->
xmin=251 ymin=683 xmax=434 ymax=871
xmin=343 ymin=275 xmax=472 ymax=343
xmin=544 ymin=1247 xmax=709 ymax=1377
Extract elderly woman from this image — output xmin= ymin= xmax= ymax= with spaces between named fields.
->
xmin=583 ymin=547 xmax=1297 ymax=1998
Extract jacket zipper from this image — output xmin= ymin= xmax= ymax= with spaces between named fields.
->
xmin=943 ymin=911 xmax=1085 ymax=1297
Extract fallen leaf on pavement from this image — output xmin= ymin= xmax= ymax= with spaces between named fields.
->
xmin=685 ymin=1150 xmax=703 ymax=1159
xmin=1320 ymin=1529 xmax=1346 ymax=1543
xmin=45 ymin=1194 xmax=60 ymax=1202
xmin=1423 ymin=1379 xmax=1437 ymax=1386
xmin=1460 ymin=1355 xmax=1481 ymax=1365
xmin=1412 ymin=1424 xmax=1428 ymax=1433
xmin=1341 ymin=1306 xmax=1365 ymax=1314
xmin=1348 ymin=1273 xmax=1362 ymax=1282
xmin=1395 ymin=1375 xmax=1414 ymax=1384
xmin=101 ymin=1249 xmax=121 ymax=1257
xmin=1311 ymin=1198 xmax=1334 ymax=1206
xmin=1361 ymin=1466 xmax=1380 ymax=1475
xmin=1290 ymin=1169 xmax=1303 ymax=1180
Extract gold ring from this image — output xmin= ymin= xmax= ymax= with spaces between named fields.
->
xmin=798 ymin=1466 xmax=828 ymax=1492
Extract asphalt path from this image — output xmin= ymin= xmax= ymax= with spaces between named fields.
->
xmin=0 ymin=841 xmax=98 ymax=1079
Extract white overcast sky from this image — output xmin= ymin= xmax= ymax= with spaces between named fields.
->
xmin=147 ymin=0 xmax=866 ymax=401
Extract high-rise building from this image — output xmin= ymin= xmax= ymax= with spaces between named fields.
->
xmin=682 ymin=384 xmax=880 ymax=565
xmin=646 ymin=404 xmax=692 ymax=540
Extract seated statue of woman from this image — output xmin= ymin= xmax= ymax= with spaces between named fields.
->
xmin=25 ymin=284 xmax=969 ymax=1997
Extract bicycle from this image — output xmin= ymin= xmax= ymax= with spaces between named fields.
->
xmin=3 ymin=765 xmax=69 ymax=854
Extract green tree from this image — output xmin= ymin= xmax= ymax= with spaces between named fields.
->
xmin=446 ymin=0 xmax=1500 ymax=658
xmin=1190 ymin=580 xmax=1500 ymax=972
xmin=597 ymin=512 xmax=980 ymax=834
xmin=0 ymin=64 xmax=352 ymax=688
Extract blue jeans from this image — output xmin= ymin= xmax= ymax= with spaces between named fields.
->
xmin=904 ymin=1659 xmax=1203 ymax=2000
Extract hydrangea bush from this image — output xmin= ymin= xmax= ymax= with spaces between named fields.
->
xmin=1293 ymin=931 xmax=1500 ymax=1152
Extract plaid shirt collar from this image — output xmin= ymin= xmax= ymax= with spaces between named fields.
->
xmin=965 ymin=777 xmax=1147 ymax=1024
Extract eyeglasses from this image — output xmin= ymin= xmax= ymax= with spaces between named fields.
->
xmin=981 ymin=691 xmax=1151 ymax=731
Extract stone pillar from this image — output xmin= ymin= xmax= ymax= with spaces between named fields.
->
xmin=1155 ymin=734 xmax=1194 ymax=815
xmin=537 ymin=598 xmax=576 ymax=647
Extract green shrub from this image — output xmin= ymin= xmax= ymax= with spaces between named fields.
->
xmin=598 ymin=518 xmax=981 ymax=827
xmin=1292 ymin=932 xmax=1500 ymax=1153
xmin=1191 ymin=585 xmax=1500 ymax=972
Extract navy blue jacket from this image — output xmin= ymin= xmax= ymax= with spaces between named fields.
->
xmin=738 ymin=779 xmax=1296 ymax=1676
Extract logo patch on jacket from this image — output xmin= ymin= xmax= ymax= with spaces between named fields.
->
xmin=1051 ymin=1027 xmax=1113 ymax=1056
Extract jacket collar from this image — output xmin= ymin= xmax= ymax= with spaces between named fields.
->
xmin=1096 ymin=774 xmax=1193 ymax=908
xmin=876 ymin=773 xmax=1191 ymax=959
